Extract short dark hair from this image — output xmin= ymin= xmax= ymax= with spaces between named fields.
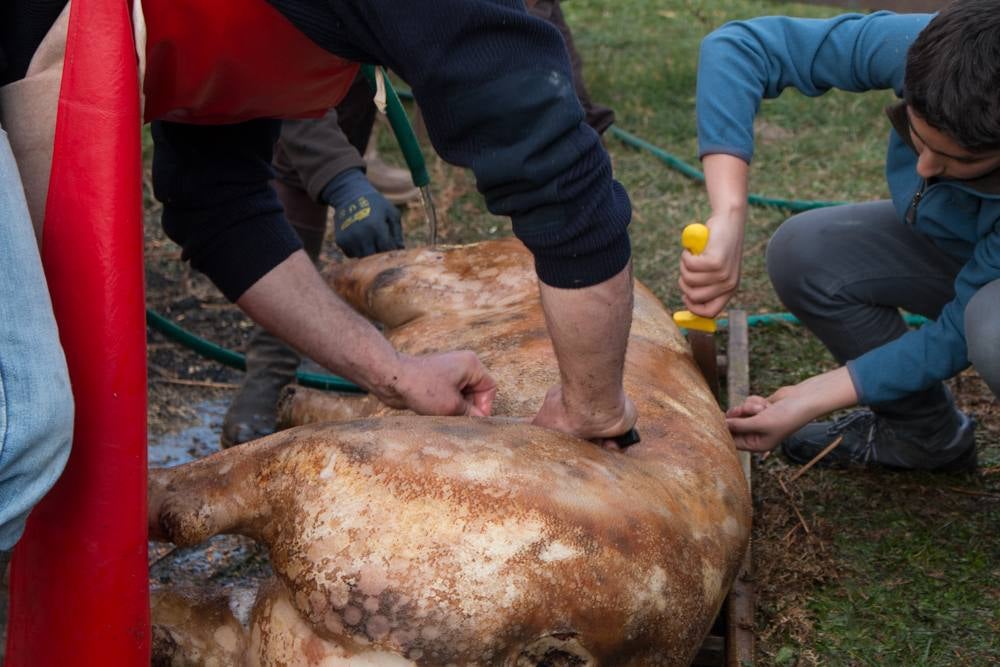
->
xmin=904 ymin=0 xmax=1000 ymax=152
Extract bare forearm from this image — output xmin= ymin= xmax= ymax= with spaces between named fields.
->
xmin=236 ymin=251 xmax=403 ymax=401
xmin=537 ymin=262 xmax=634 ymax=432
xmin=727 ymin=367 xmax=859 ymax=452
xmin=680 ymin=154 xmax=750 ymax=316
xmin=703 ymin=153 xmax=749 ymax=222
xmin=787 ymin=367 xmax=859 ymax=421
xmin=236 ymin=251 xmax=497 ymax=416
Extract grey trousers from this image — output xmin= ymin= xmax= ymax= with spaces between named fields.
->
xmin=767 ymin=200 xmax=1000 ymax=419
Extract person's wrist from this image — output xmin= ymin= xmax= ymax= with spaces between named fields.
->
xmin=792 ymin=369 xmax=856 ymax=422
xmin=561 ymin=383 xmax=631 ymax=432
xmin=708 ymin=204 xmax=747 ymax=230
xmin=366 ymin=351 xmax=413 ymax=409
xmin=322 ymin=167 xmax=375 ymax=210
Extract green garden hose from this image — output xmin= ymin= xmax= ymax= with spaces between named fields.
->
xmin=361 ymin=65 xmax=439 ymax=245
xmin=146 ymin=309 xmax=364 ymax=393
xmin=608 ymin=126 xmax=847 ymax=213
xmin=720 ymin=311 xmax=928 ymax=330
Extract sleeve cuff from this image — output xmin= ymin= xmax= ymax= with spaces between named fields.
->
xmin=190 ymin=215 xmax=304 ymax=302
xmin=698 ymin=145 xmax=753 ymax=164
xmin=845 ymin=359 xmax=869 ymax=406
xmin=532 ymin=232 xmax=632 ymax=289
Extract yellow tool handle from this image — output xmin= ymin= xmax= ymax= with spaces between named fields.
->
xmin=673 ymin=223 xmax=717 ymax=333
xmin=681 ymin=222 xmax=710 ymax=255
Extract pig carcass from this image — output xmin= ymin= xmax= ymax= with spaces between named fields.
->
xmin=149 ymin=238 xmax=750 ymax=666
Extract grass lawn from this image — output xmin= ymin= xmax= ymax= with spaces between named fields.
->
xmin=383 ymin=1 xmax=999 ymax=664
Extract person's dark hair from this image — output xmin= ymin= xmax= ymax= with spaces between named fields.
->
xmin=904 ymin=0 xmax=1000 ymax=152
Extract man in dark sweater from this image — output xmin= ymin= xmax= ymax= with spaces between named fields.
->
xmin=4 ymin=0 xmax=637 ymax=444
xmin=222 ymin=75 xmax=408 ymax=448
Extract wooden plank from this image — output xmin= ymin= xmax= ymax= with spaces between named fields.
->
xmin=724 ymin=310 xmax=755 ymax=666
xmin=692 ymin=635 xmax=726 ymax=666
xmin=689 ymin=331 xmax=721 ymax=402
xmin=726 ymin=311 xmax=750 ymax=409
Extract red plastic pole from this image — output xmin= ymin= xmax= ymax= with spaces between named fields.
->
xmin=5 ymin=0 xmax=149 ymax=663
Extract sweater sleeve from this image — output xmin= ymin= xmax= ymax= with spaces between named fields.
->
xmin=151 ymin=119 xmax=303 ymax=301
xmin=267 ymin=0 xmax=631 ymax=288
xmin=696 ymin=11 xmax=930 ymax=162
xmin=848 ymin=220 xmax=1000 ymax=404
xmin=274 ymin=109 xmax=366 ymax=204
xmin=0 ymin=0 xmax=68 ymax=86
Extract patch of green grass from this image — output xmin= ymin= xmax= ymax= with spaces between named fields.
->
xmin=802 ymin=472 xmax=1000 ymax=665
xmin=379 ymin=2 xmax=1000 ymax=661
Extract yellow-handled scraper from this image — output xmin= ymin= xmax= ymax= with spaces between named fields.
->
xmin=673 ymin=223 xmax=720 ymax=398
xmin=672 ymin=223 xmax=718 ymax=333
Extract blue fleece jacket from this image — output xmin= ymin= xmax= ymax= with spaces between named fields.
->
xmin=697 ymin=11 xmax=1000 ymax=405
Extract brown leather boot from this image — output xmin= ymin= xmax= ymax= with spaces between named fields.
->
xmin=221 ymin=182 xmax=327 ymax=448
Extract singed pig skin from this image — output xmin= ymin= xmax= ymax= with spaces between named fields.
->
xmin=149 ymin=239 xmax=750 ymax=666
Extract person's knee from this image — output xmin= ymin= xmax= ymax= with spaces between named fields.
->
xmin=766 ymin=212 xmax=827 ymax=307
xmin=966 ymin=279 xmax=1000 ymax=397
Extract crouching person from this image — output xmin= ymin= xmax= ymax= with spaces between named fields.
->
xmin=690 ymin=0 xmax=1000 ymax=469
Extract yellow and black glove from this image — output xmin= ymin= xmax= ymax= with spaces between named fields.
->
xmin=323 ymin=168 xmax=404 ymax=258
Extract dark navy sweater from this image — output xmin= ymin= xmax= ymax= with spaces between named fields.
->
xmin=7 ymin=0 xmax=632 ymax=300
xmin=0 ymin=0 xmax=65 ymax=85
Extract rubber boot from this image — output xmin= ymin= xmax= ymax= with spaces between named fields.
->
xmin=221 ymin=181 xmax=327 ymax=448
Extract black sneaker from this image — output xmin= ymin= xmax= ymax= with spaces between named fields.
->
xmin=781 ymin=409 xmax=977 ymax=471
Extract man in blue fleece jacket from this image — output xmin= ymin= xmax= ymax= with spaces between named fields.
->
xmin=689 ymin=0 xmax=1000 ymax=469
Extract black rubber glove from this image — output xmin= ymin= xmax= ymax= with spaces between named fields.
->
xmin=322 ymin=168 xmax=404 ymax=258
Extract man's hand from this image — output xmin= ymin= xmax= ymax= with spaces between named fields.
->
xmin=323 ymin=168 xmax=404 ymax=258
xmin=239 ymin=252 xmax=496 ymax=420
xmin=726 ymin=367 xmax=859 ymax=452
xmin=380 ymin=351 xmax=497 ymax=417
xmin=533 ymin=384 xmax=638 ymax=449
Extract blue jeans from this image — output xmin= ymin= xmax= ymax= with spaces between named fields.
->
xmin=0 ymin=126 xmax=73 ymax=550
